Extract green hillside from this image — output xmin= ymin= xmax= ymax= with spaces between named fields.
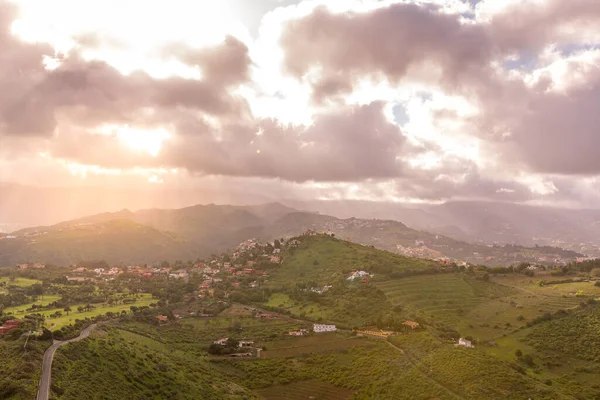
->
xmin=0 ymin=220 xmax=200 ymax=266
xmin=270 ymin=234 xmax=439 ymax=285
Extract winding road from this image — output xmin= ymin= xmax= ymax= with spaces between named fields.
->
xmin=36 ymin=324 xmax=98 ymax=400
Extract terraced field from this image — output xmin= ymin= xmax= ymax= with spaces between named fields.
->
xmin=376 ymin=274 xmax=513 ymax=326
xmin=257 ymin=380 xmax=354 ymax=400
xmin=460 ymin=290 xmax=584 ymax=340
xmin=376 ymin=273 xmax=588 ymax=341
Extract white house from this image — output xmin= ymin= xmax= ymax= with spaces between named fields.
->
xmin=347 ymin=271 xmax=372 ymax=281
xmin=238 ymin=340 xmax=255 ymax=348
xmin=213 ymin=337 xmax=229 ymax=345
xmin=457 ymin=338 xmax=474 ymax=348
xmin=313 ymin=324 xmax=337 ymax=333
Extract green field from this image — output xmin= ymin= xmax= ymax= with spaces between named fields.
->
xmin=374 ymin=274 xmax=590 ymax=341
xmin=376 ymin=274 xmax=515 ymax=324
xmin=3 ymin=294 xmax=155 ymax=330
xmin=262 ymin=333 xmax=370 ymax=358
xmin=257 ymin=380 xmax=354 ymax=400
xmin=0 ymin=277 xmax=43 ymax=287
xmin=3 ymin=295 xmax=62 ymax=315
xmin=43 ymin=294 xmax=155 ymax=330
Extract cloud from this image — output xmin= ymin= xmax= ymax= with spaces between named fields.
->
xmin=1 ymin=0 xmax=600 ymax=208
xmin=279 ymin=2 xmax=493 ymax=99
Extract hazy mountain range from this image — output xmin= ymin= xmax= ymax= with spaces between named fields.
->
xmin=2 ymin=183 xmax=599 ymax=257
xmin=0 ymin=197 xmax=584 ymax=267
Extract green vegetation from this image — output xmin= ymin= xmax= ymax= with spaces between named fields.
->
xmin=0 ymin=277 xmax=43 ymax=287
xmin=0 ymin=219 xmax=199 ymax=266
xmin=388 ymin=332 xmax=568 ymax=399
xmin=0 ymin=333 xmax=49 ymax=399
xmin=52 ymin=326 xmax=258 ymax=400
xmin=269 ymin=235 xmax=439 ymax=286
xmin=257 ymin=380 xmax=353 ymax=400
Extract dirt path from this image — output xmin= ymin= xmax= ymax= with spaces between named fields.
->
xmin=36 ymin=324 xmax=98 ymax=400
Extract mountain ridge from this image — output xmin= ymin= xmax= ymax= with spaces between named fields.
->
xmin=0 ymin=202 xmax=584 ymax=267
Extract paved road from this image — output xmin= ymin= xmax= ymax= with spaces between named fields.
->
xmin=36 ymin=324 xmax=97 ymax=400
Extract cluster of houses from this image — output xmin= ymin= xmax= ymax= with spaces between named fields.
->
xmin=0 ymin=319 xmax=20 ymax=335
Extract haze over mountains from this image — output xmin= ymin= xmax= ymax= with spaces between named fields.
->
xmin=2 ymin=183 xmax=600 ymax=259
xmin=0 ymin=194 xmax=584 ymax=267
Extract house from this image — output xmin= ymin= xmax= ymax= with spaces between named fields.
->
xmin=156 ymin=315 xmax=168 ymax=323
xmin=313 ymin=324 xmax=337 ymax=333
xmin=289 ymin=329 xmax=308 ymax=336
xmin=238 ymin=340 xmax=254 ymax=348
xmin=347 ymin=271 xmax=372 ymax=281
xmin=214 ymin=337 xmax=229 ymax=345
xmin=0 ymin=320 xmax=20 ymax=335
xmin=456 ymin=338 xmax=474 ymax=348
xmin=402 ymin=320 xmax=420 ymax=329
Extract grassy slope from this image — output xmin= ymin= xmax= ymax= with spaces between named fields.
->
xmin=52 ymin=326 xmax=257 ymax=400
xmin=389 ymin=331 xmax=569 ymax=400
xmin=0 ymin=336 xmax=48 ymax=400
xmin=487 ymin=305 xmax=600 ymax=399
xmin=270 ymin=235 xmax=439 ymax=286
xmin=0 ymin=220 xmax=200 ymax=266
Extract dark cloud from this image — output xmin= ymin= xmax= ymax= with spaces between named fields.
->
xmin=280 ymin=3 xmax=493 ymax=98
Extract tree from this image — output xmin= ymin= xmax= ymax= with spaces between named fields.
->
xmin=274 ymin=239 xmax=281 ymax=249
xmin=523 ymin=354 xmax=535 ymax=366
xmin=64 ymin=306 xmax=71 ymax=316
xmin=77 ymin=305 xmax=84 ymax=313
xmin=515 ymin=349 xmax=523 ymax=359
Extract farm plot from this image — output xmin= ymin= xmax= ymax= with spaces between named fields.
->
xmin=376 ymin=274 xmax=508 ymax=326
xmin=262 ymin=334 xmax=370 ymax=358
xmin=459 ymin=291 xmax=584 ymax=340
xmin=257 ymin=380 xmax=354 ymax=400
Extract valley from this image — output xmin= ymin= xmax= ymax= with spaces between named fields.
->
xmin=1 ymin=233 xmax=600 ymax=399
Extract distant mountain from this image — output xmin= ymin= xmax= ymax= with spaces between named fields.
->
xmin=0 ymin=203 xmax=583 ymax=267
xmin=0 ymin=219 xmax=200 ymax=266
xmin=286 ymin=200 xmax=600 ymax=257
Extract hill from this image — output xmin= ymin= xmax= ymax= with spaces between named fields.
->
xmin=292 ymin=199 xmax=600 ymax=257
xmin=265 ymin=213 xmax=583 ymax=265
xmin=1 ymin=203 xmax=584 ymax=267
xmin=0 ymin=220 xmax=200 ymax=266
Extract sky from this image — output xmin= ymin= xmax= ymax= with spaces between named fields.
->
xmin=1 ymin=0 xmax=600 ymax=208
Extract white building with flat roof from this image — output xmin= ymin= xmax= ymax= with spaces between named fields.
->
xmin=313 ymin=324 xmax=337 ymax=333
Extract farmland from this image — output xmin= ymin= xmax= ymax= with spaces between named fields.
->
xmin=257 ymin=380 xmax=353 ymax=400
xmin=3 ymin=293 xmax=155 ymax=330
xmin=262 ymin=333 xmax=371 ymax=358
xmin=375 ymin=273 xmax=591 ymax=341
xmin=0 ymin=277 xmax=43 ymax=287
